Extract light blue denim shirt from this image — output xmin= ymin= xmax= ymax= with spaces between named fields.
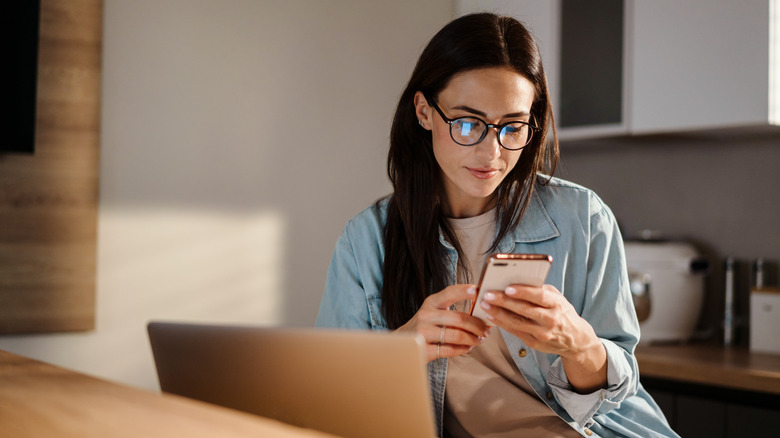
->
xmin=316 ymin=176 xmax=678 ymax=438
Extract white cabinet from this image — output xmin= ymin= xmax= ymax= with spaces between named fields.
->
xmin=628 ymin=0 xmax=776 ymax=134
xmin=455 ymin=0 xmax=779 ymax=139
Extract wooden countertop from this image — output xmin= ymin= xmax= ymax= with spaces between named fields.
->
xmin=0 ymin=350 xmax=336 ymax=438
xmin=635 ymin=344 xmax=780 ymax=395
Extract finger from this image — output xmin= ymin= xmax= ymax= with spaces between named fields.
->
xmin=421 ymin=316 xmax=487 ymax=345
xmin=482 ymin=290 xmax=546 ymax=324
xmin=441 ymin=308 xmax=490 ymax=338
xmin=480 ymin=303 xmax=549 ymax=346
xmin=439 ymin=323 xmax=489 ymax=346
xmin=505 ymin=284 xmax=560 ymax=308
xmin=476 ymin=303 xmax=540 ymax=345
xmin=425 ymin=284 xmax=477 ymax=310
xmin=425 ymin=343 xmax=473 ymax=362
xmin=482 ymin=301 xmax=561 ymax=349
xmin=481 ymin=300 xmax=531 ymax=328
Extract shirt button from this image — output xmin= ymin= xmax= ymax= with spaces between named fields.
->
xmin=584 ymin=428 xmax=593 ymax=436
xmin=546 ymin=391 xmax=553 ymax=400
xmin=518 ymin=348 xmax=527 ymax=357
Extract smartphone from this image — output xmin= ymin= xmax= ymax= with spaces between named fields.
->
xmin=469 ymin=254 xmax=553 ymax=324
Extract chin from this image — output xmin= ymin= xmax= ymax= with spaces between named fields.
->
xmin=468 ymin=187 xmax=500 ymax=200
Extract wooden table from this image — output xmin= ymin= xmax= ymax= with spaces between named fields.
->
xmin=0 ymin=350 xmax=337 ymax=438
xmin=635 ymin=344 xmax=780 ymax=395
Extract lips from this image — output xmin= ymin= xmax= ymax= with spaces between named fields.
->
xmin=467 ymin=167 xmax=500 ymax=179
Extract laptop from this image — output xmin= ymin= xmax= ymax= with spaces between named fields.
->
xmin=147 ymin=321 xmax=437 ymax=438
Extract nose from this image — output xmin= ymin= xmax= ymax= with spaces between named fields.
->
xmin=475 ymin=127 xmax=502 ymax=160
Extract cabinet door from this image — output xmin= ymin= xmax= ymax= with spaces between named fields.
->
xmin=676 ymin=395 xmax=726 ymax=438
xmin=726 ymin=403 xmax=780 ymax=437
xmin=558 ymin=0 xmax=624 ymax=129
xmin=455 ymin=0 xmax=628 ymax=139
xmin=628 ymin=0 xmax=771 ymax=133
xmin=644 ymin=387 xmax=676 ymax=429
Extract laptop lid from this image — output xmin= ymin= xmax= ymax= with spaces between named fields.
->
xmin=147 ymin=321 xmax=436 ymax=438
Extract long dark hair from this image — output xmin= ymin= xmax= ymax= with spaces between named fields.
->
xmin=381 ymin=13 xmax=559 ymax=329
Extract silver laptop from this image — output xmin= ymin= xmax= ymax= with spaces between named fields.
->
xmin=147 ymin=321 xmax=437 ymax=438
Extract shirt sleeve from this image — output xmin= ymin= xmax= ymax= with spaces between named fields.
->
xmin=547 ymin=196 xmax=641 ymax=427
xmin=315 ymin=225 xmax=373 ymax=329
xmin=546 ymin=339 xmax=637 ymax=427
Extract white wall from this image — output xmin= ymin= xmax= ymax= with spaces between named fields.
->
xmin=0 ymin=0 xmax=453 ymax=391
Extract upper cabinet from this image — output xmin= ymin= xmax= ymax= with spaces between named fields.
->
xmin=455 ymin=0 xmax=779 ymax=139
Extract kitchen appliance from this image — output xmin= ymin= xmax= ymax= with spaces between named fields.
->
xmin=624 ymin=240 xmax=709 ymax=344
xmin=750 ymin=288 xmax=780 ymax=355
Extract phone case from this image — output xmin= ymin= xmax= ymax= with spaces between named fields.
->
xmin=469 ymin=254 xmax=553 ymax=324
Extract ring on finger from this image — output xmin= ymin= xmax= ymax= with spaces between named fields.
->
xmin=440 ymin=325 xmax=446 ymax=344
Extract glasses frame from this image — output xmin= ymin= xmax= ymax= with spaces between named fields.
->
xmin=423 ymin=92 xmax=539 ymax=151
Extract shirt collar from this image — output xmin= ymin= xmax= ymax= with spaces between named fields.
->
xmin=496 ymin=189 xmax=560 ymax=253
xmin=439 ymin=188 xmax=560 ymax=252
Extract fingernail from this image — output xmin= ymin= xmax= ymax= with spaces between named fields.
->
xmin=480 ymin=301 xmax=491 ymax=310
xmin=485 ymin=327 xmax=492 ymax=336
xmin=505 ymin=287 xmax=517 ymax=296
xmin=467 ymin=286 xmax=476 ymax=296
xmin=484 ymin=292 xmax=496 ymax=302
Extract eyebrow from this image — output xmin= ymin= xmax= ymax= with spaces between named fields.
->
xmin=451 ymin=104 xmax=530 ymax=119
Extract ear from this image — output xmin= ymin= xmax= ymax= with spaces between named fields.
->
xmin=413 ymin=91 xmax=432 ymax=130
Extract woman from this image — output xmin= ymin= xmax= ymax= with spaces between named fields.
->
xmin=316 ymin=13 xmax=678 ymax=438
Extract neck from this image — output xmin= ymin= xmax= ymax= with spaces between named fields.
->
xmin=444 ymin=195 xmax=496 ymax=219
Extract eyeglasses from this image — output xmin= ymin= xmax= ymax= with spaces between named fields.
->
xmin=423 ymin=92 xmax=539 ymax=151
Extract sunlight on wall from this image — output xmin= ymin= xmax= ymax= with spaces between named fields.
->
xmin=95 ymin=207 xmax=286 ymax=389
xmin=0 ymin=207 xmax=286 ymax=391
xmin=99 ymin=208 xmax=285 ymax=325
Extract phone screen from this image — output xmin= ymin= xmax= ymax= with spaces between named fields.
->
xmin=469 ymin=254 xmax=552 ymax=324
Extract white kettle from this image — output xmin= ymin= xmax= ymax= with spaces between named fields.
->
xmin=624 ymin=240 xmax=709 ymax=344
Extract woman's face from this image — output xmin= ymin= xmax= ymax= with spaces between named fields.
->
xmin=415 ymin=67 xmax=536 ymax=218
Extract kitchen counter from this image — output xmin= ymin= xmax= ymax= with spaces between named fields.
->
xmin=635 ymin=344 xmax=780 ymax=395
xmin=0 ymin=350 xmax=336 ymax=438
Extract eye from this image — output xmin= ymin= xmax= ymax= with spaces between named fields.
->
xmin=452 ymin=118 xmax=485 ymax=141
xmin=501 ymin=123 xmax=527 ymax=138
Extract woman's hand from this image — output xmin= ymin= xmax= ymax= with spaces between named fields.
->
xmin=479 ymin=284 xmax=607 ymax=393
xmin=396 ymin=284 xmax=491 ymax=363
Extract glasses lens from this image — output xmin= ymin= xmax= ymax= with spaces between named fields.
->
xmin=450 ymin=118 xmax=486 ymax=145
xmin=499 ymin=123 xmax=532 ymax=149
